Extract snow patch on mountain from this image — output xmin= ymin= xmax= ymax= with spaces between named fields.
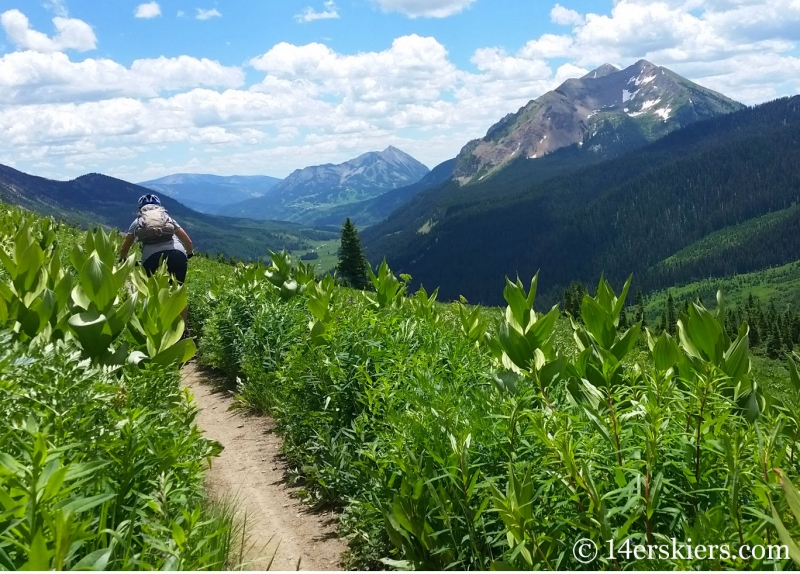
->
xmin=654 ymin=107 xmax=672 ymax=120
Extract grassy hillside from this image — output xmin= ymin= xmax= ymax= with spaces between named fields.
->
xmin=644 ymin=260 xmax=800 ymax=318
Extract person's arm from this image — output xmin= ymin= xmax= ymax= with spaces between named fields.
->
xmin=119 ymin=233 xmax=135 ymax=260
xmin=176 ymin=228 xmax=194 ymax=256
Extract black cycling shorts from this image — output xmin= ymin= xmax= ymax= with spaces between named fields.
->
xmin=142 ymin=250 xmax=188 ymax=284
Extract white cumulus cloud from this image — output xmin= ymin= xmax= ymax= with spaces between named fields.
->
xmin=551 ymin=4 xmax=584 ymax=26
xmin=371 ymin=0 xmax=476 ymax=18
xmin=195 ymin=8 xmax=221 ymax=20
xmin=1 ymin=9 xmax=96 ymax=52
xmin=5 ymin=1 xmax=800 ymax=180
xmin=296 ymin=1 xmax=339 ymax=22
xmin=135 ymin=2 xmax=162 ymax=19
xmin=0 ymin=51 xmax=244 ymax=104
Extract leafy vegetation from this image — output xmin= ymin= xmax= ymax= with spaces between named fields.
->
xmin=0 ymin=204 xmax=239 ymax=569
xmin=190 ymin=251 xmax=800 ymax=570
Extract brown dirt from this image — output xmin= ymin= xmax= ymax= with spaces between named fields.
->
xmin=182 ymin=363 xmax=348 ymax=571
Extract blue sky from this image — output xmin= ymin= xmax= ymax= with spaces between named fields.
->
xmin=0 ymin=0 xmax=798 ymax=181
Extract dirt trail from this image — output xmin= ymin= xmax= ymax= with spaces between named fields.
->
xmin=182 ymin=364 xmax=347 ymax=571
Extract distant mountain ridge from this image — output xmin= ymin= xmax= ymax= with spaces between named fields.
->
xmin=0 ymin=165 xmax=334 ymax=262
xmin=308 ymin=158 xmax=456 ymax=228
xmin=454 ymin=59 xmax=743 ymax=183
xmin=139 ymin=173 xmax=282 ymax=214
xmin=219 ymin=146 xmax=430 ymax=223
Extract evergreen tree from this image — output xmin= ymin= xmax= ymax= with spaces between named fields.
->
xmin=781 ymin=311 xmax=794 ymax=352
xmin=750 ymin=320 xmax=761 ymax=347
xmin=619 ymin=308 xmax=629 ymax=330
xmin=660 ymin=310 xmax=668 ymax=334
xmin=635 ymin=289 xmax=646 ymax=327
xmin=563 ymin=282 xmax=586 ymax=319
xmin=666 ymin=292 xmax=677 ymax=335
xmin=766 ymin=322 xmax=783 ymax=359
xmin=336 ymin=218 xmax=369 ymax=289
xmin=792 ymin=313 xmax=800 ymax=344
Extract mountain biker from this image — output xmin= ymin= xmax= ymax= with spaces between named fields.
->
xmin=118 ymin=193 xmax=194 ymax=324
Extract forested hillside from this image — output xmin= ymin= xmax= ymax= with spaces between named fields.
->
xmin=364 ymin=96 xmax=800 ymax=305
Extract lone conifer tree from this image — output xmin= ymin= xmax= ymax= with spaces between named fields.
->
xmin=666 ymin=292 xmax=677 ymax=335
xmin=635 ymin=289 xmax=646 ymax=327
xmin=336 ymin=218 xmax=368 ymax=289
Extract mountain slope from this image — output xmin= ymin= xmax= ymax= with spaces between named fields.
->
xmin=0 ymin=165 xmax=335 ymax=262
xmin=138 ymin=174 xmax=282 ymax=214
xmin=302 ymin=158 xmax=455 ymax=228
xmin=219 ymin=146 xmax=429 ymax=223
xmin=453 ymin=59 xmax=743 ymax=184
xmin=364 ymin=96 xmax=800 ymax=305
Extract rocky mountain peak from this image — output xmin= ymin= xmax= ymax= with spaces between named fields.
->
xmin=582 ymin=63 xmax=620 ymax=79
xmin=452 ymin=60 xmax=743 ymax=184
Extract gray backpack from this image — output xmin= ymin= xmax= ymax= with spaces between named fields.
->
xmin=135 ymin=204 xmax=176 ymax=244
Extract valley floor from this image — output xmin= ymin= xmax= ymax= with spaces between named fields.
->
xmin=182 ymin=364 xmax=347 ymax=571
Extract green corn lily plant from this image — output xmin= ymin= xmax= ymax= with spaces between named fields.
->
xmin=487 ymin=273 xmax=560 ymax=404
xmin=265 ymin=250 xmax=304 ymax=300
xmin=566 ymin=276 xmax=641 ymax=465
xmin=307 ymin=274 xmax=335 ymax=346
xmin=408 ymin=285 xmax=440 ymax=324
xmin=127 ymin=266 xmax=196 ymax=366
xmin=66 ymin=227 xmax=138 ymax=365
xmin=457 ymin=301 xmax=487 ymax=347
xmin=366 ymin=259 xmax=406 ymax=311
xmin=0 ymin=219 xmax=71 ymax=343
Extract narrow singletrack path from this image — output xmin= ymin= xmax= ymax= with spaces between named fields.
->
xmin=182 ymin=364 xmax=347 ymax=571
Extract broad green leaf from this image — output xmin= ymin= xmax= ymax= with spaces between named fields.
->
xmin=158 ymin=321 xmax=185 ymax=354
xmin=499 ymin=322 xmax=533 ymax=371
xmin=71 ymin=546 xmax=113 ymax=571
xmin=172 ymin=522 xmax=186 ymax=547
xmin=788 ymin=355 xmax=800 ymax=394
xmin=527 ymin=305 xmax=559 ymax=350
xmin=503 ymin=277 xmax=530 ymax=330
xmin=610 ymin=322 xmax=641 ymax=362
xmin=58 ymin=492 xmax=115 ymax=515
xmin=779 ymin=469 xmax=800 ymax=522
xmin=652 ymin=331 xmax=680 ymax=372
xmin=106 ymin=296 xmax=136 ymax=337
xmin=581 ymin=295 xmax=615 ymax=349
xmin=150 ymin=338 xmax=196 ymax=366
xmin=68 ymin=312 xmax=112 ymax=359
xmin=611 ymin=275 xmax=633 ymax=323
xmin=772 ymin=502 xmax=800 ymax=567
xmin=723 ymin=325 xmax=750 ymax=383
xmin=21 ymin=529 xmax=50 ymax=570
xmin=80 ymin=255 xmax=116 ymax=311
xmin=158 ymin=285 xmax=187 ymax=326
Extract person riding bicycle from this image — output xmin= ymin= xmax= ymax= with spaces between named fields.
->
xmin=119 ymin=193 xmax=194 ymax=323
